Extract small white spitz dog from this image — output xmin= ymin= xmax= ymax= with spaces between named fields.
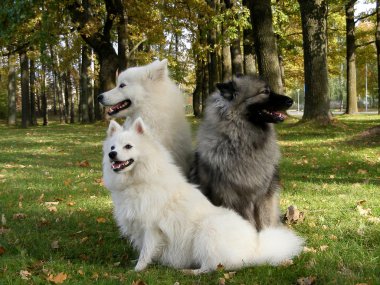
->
xmin=98 ymin=59 xmax=192 ymax=175
xmin=102 ymin=119 xmax=304 ymax=274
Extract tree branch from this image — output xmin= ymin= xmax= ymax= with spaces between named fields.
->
xmin=355 ymin=11 xmax=376 ymax=23
xmin=355 ymin=40 xmax=376 ymax=49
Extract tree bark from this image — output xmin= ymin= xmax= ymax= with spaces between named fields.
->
xmin=207 ymin=0 xmax=220 ymax=94
xmin=29 ymin=59 xmax=37 ymax=125
xmin=67 ymin=0 xmax=118 ymax=94
xmin=80 ymin=45 xmax=91 ymax=123
xmin=376 ymin=0 xmax=380 ymax=114
xmin=193 ymin=55 xmax=203 ymax=117
xmin=243 ymin=25 xmax=256 ymax=75
xmin=298 ymin=0 xmax=332 ymax=123
xmin=19 ymin=51 xmax=30 ymax=128
xmin=246 ymin=0 xmax=283 ymax=93
xmin=115 ymin=0 xmax=129 ymax=70
xmin=346 ymin=0 xmax=358 ymax=114
xmin=7 ymin=54 xmax=17 ymax=126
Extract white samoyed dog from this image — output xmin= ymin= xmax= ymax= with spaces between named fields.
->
xmin=102 ymin=118 xmax=304 ymax=274
xmin=98 ymin=59 xmax=192 ymax=175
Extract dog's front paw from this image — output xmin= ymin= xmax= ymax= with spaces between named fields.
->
xmin=134 ymin=261 xmax=148 ymax=272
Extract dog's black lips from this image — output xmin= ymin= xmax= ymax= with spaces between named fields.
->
xmin=107 ymin=99 xmax=132 ymax=116
xmin=111 ymin=159 xmax=134 ymax=172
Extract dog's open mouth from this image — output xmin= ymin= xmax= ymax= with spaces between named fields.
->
xmin=108 ymin=100 xmax=132 ymax=116
xmin=262 ymin=110 xmax=287 ymax=122
xmin=111 ymin=159 xmax=134 ymax=172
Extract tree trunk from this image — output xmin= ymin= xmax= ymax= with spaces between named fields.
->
xmin=193 ymin=55 xmax=203 ymax=117
xmin=7 ymin=54 xmax=17 ymax=126
xmin=298 ymin=0 xmax=332 ymax=123
xmin=116 ymin=0 xmax=129 ymax=70
xmin=246 ymin=0 xmax=283 ymax=93
xmin=41 ymin=58 xmax=48 ymax=126
xmin=376 ymin=0 xmax=380 ymax=114
xmin=346 ymin=0 xmax=358 ymax=114
xmin=67 ymin=0 xmax=118 ymax=94
xmin=81 ymin=45 xmax=91 ymax=123
xmin=207 ymin=0 xmax=220 ymax=94
xmin=243 ymin=25 xmax=256 ymax=75
xmin=19 ymin=51 xmax=30 ymax=128
xmin=230 ymin=37 xmax=243 ymax=75
xmin=29 ymin=59 xmax=37 ymax=125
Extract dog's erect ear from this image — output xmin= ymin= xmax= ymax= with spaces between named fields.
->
xmin=107 ymin=120 xmax=123 ymax=137
xmin=147 ymin=59 xmax=168 ymax=81
xmin=132 ymin=117 xmax=146 ymax=135
xmin=115 ymin=68 xmax=119 ymax=80
xmin=216 ymin=81 xmax=236 ymax=100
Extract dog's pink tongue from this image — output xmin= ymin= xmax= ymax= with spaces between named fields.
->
xmin=274 ymin=112 xmax=286 ymax=120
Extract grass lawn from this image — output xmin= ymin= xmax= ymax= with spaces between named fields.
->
xmin=0 ymin=115 xmax=379 ymax=284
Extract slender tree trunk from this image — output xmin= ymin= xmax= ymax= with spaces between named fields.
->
xmin=207 ymin=0 xmax=219 ymax=94
xmin=29 ymin=59 xmax=37 ymax=125
xmin=81 ymin=45 xmax=91 ymax=123
xmin=298 ymin=0 xmax=332 ymax=123
xmin=193 ymin=55 xmax=203 ymax=117
xmin=246 ymin=0 xmax=283 ymax=93
xmin=230 ymin=37 xmax=243 ymax=75
xmin=93 ymin=60 xmax=102 ymax=120
xmin=7 ymin=54 xmax=17 ymax=126
xmin=19 ymin=51 xmax=30 ymax=128
xmin=376 ymin=0 xmax=380 ymax=114
xmin=346 ymin=0 xmax=358 ymax=114
xmin=243 ymin=25 xmax=256 ymax=75
xmin=41 ymin=58 xmax=48 ymax=126
xmin=116 ymin=0 xmax=129 ymax=69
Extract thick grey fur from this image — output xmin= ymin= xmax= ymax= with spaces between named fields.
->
xmin=191 ymin=75 xmax=286 ymax=231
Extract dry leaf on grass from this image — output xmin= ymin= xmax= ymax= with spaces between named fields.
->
xmin=223 ymin=271 xmax=236 ymax=279
xmin=78 ymin=160 xmax=90 ymax=167
xmin=0 ymin=246 xmax=5 ymax=255
xmin=303 ymin=246 xmax=317 ymax=253
xmin=297 ymin=276 xmax=317 ymax=285
xmin=132 ymin=280 xmax=147 ymax=285
xmin=13 ymin=213 xmax=27 ymax=220
xmin=0 ymin=227 xmax=10 ymax=234
xmin=218 ymin=278 xmax=226 ymax=285
xmin=96 ymin=217 xmax=107 ymax=223
xmin=2 ymin=214 xmax=6 ymax=225
xmin=20 ymin=270 xmax=32 ymax=280
xmin=51 ymin=240 xmax=60 ymax=249
xmin=284 ymin=205 xmax=305 ymax=224
xmin=47 ymin=272 xmax=67 ymax=284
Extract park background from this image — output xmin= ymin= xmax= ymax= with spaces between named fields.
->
xmin=0 ymin=0 xmax=379 ymax=284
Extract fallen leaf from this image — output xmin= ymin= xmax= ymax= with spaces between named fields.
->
xmin=320 ymin=245 xmax=329 ymax=251
xmin=64 ymin=179 xmax=72 ymax=186
xmin=367 ymin=216 xmax=380 ymax=224
xmin=47 ymin=272 xmax=67 ymax=284
xmin=67 ymin=202 xmax=75 ymax=206
xmin=77 ymin=269 xmax=84 ymax=276
xmin=280 ymin=259 xmax=294 ymax=267
xmin=20 ymin=270 xmax=32 ymax=280
xmin=356 ymin=205 xmax=371 ymax=216
xmin=303 ymin=247 xmax=317 ymax=253
xmin=51 ymin=240 xmax=60 ymax=249
xmin=218 ymin=278 xmax=226 ymax=285
xmin=0 ymin=246 xmax=5 ymax=255
xmin=224 ymin=271 xmax=236 ymax=279
xmin=96 ymin=217 xmax=106 ymax=223
xmin=48 ymin=206 xmax=58 ymax=213
xmin=297 ymin=276 xmax=317 ymax=285
xmin=78 ymin=160 xmax=90 ymax=167
xmin=357 ymin=169 xmax=368 ymax=175
xmin=13 ymin=213 xmax=27 ymax=220
xmin=284 ymin=205 xmax=305 ymax=224
xmin=38 ymin=193 xmax=45 ymax=203
xmin=216 ymin=263 xmax=225 ymax=271
xmin=1 ymin=214 xmax=6 ymax=225
xmin=329 ymin=234 xmax=338 ymax=241
xmin=45 ymin=202 xmax=59 ymax=206
xmin=0 ymin=227 xmax=10 ymax=234
xmin=132 ymin=280 xmax=147 ymax=285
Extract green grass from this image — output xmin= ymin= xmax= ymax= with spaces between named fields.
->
xmin=0 ymin=115 xmax=379 ymax=284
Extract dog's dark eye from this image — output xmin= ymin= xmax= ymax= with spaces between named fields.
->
xmin=119 ymin=83 xmax=126 ymax=88
xmin=125 ymin=144 xmax=132 ymax=149
xmin=111 ymin=146 xmax=115 ymax=150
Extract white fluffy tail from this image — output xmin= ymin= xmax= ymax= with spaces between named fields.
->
xmin=253 ymin=227 xmax=304 ymax=265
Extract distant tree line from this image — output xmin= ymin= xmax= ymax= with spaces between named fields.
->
xmin=0 ymin=0 xmax=379 ymax=128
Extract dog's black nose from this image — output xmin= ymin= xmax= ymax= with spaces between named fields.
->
xmin=286 ymin=98 xmax=294 ymax=107
xmin=97 ymin=94 xmax=104 ymax=103
xmin=109 ymin=151 xmax=117 ymax=160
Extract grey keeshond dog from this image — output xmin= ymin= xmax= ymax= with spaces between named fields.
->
xmin=191 ymin=75 xmax=293 ymax=231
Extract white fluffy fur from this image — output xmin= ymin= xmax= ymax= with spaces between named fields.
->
xmin=100 ymin=59 xmax=192 ymax=174
xmin=103 ymin=119 xmax=304 ymax=274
